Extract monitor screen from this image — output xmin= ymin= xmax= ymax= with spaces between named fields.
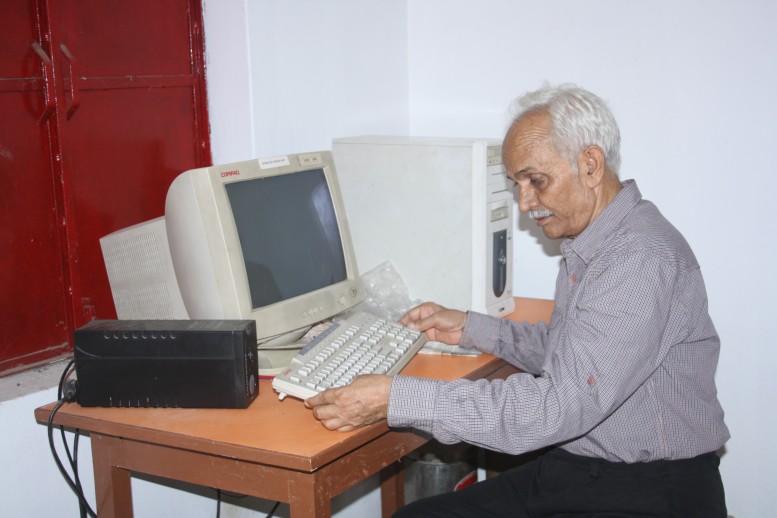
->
xmin=225 ymin=169 xmax=347 ymax=309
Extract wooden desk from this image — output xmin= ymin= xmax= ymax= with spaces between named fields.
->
xmin=35 ymin=297 xmax=553 ymax=518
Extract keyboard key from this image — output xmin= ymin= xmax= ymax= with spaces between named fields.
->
xmin=272 ymin=312 xmax=427 ymax=401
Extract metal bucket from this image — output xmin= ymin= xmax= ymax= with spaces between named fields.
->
xmin=404 ymin=441 xmax=477 ymax=503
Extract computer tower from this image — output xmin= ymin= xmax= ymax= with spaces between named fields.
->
xmin=332 ymin=136 xmax=514 ymax=317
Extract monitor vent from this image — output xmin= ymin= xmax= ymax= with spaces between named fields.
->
xmin=100 ymin=217 xmax=189 ymax=320
xmin=112 ymin=284 xmax=177 ymax=320
xmin=102 ymin=231 xmax=166 ymax=284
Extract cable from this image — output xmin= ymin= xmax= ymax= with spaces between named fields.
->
xmin=56 ymin=360 xmax=87 ymax=516
xmin=72 ymin=429 xmax=87 ymax=518
xmin=57 ymin=422 xmax=87 ymax=517
xmin=57 ymin=359 xmax=75 ymax=401
xmin=47 ymin=400 xmax=97 ymax=517
xmin=47 ymin=360 xmax=97 ymax=517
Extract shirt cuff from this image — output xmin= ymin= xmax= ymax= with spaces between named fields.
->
xmin=387 ymin=375 xmax=444 ymax=431
xmin=460 ymin=311 xmax=503 ymax=354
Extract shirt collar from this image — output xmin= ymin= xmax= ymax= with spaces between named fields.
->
xmin=561 ymin=179 xmax=642 ymax=264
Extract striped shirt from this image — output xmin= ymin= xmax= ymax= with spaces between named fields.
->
xmin=388 ymin=180 xmax=729 ymax=462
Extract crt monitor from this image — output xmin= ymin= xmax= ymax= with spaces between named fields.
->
xmin=101 ymin=150 xmax=364 ymax=351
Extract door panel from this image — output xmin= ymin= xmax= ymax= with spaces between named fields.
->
xmin=0 ymin=0 xmax=71 ymax=372
xmin=57 ymin=0 xmax=195 ymax=77
xmin=0 ymin=0 xmax=210 ymax=374
xmin=64 ymin=86 xmax=207 ymax=322
xmin=49 ymin=0 xmax=210 ymax=327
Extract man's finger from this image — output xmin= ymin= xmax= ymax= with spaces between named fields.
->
xmin=305 ymin=387 xmax=336 ymax=408
xmin=312 ymin=403 xmax=341 ymax=422
xmin=321 ymin=416 xmax=348 ymax=430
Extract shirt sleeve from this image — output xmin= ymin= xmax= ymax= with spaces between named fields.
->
xmin=461 ymin=311 xmax=551 ymax=375
xmin=388 ymin=251 xmax=679 ymax=455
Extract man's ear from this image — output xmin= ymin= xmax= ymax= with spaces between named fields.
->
xmin=579 ymin=146 xmax=606 ymax=188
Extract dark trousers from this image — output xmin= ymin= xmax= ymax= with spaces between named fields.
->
xmin=394 ymin=448 xmax=726 ymax=517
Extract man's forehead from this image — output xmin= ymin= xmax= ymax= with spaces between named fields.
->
xmin=505 ymin=113 xmax=552 ymax=151
xmin=509 ymin=110 xmax=551 ymax=136
xmin=504 ymin=123 xmax=555 ymax=173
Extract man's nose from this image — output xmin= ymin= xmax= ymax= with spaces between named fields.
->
xmin=518 ymin=187 xmax=538 ymax=213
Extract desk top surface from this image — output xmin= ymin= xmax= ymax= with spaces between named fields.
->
xmin=34 ymin=297 xmax=553 ymax=472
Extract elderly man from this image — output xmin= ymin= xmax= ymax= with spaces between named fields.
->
xmin=306 ymin=84 xmax=729 ymax=516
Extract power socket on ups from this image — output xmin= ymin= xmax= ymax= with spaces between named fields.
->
xmin=74 ymin=320 xmax=258 ymax=408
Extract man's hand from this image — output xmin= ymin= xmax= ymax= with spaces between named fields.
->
xmin=305 ymin=375 xmax=392 ymax=432
xmin=400 ymin=302 xmax=468 ymax=345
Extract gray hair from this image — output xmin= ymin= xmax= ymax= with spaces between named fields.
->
xmin=510 ymin=83 xmax=621 ymax=174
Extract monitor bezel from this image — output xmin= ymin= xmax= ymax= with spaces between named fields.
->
xmin=165 ymin=151 xmax=363 ymax=344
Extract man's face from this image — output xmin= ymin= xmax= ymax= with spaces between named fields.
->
xmin=502 ymin=111 xmax=596 ymax=239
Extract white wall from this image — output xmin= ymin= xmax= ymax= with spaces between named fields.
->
xmin=245 ymin=0 xmax=410 ymax=157
xmin=203 ymin=0 xmax=255 ymax=163
xmin=4 ymin=1 xmax=774 ymax=517
xmin=207 ymin=0 xmax=411 ymax=161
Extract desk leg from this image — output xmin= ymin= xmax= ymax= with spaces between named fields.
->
xmin=288 ymin=475 xmax=330 ymax=518
xmin=380 ymin=461 xmax=405 ymax=517
xmin=91 ymin=434 xmax=134 ymax=518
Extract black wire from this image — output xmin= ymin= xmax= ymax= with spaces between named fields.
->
xmin=58 ymin=424 xmax=86 ymax=517
xmin=267 ymin=501 xmax=280 ymax=517
xmin=47 ymin=400 xmax=97 ymax=517
xmin=57 ymin=358 xmax=75 ymax=401
xmin=73 ymin=430 xmax=87 ymax=518
xmin=56 ymin=358 xmax=87 ymax=516
xmin=50 ymin=359 xmax=95 ymax=517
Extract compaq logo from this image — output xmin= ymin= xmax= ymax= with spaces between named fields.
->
xmin=221 ymin=170 xmax=240 ymax=178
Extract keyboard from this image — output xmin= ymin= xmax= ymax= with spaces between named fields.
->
xmin=272 ymin=312 xmax=427 ymax=401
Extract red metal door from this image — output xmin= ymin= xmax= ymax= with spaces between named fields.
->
xmin=0 ymin=0 xmax=71 ymax=371
xmin=0 ymin=0 xmax=211 ymax=374
xmin=48 ymin=0 xmax=211 ymax=327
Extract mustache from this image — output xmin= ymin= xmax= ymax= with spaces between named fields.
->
xmin=528 ymin=209 xmax=553 ymax=220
